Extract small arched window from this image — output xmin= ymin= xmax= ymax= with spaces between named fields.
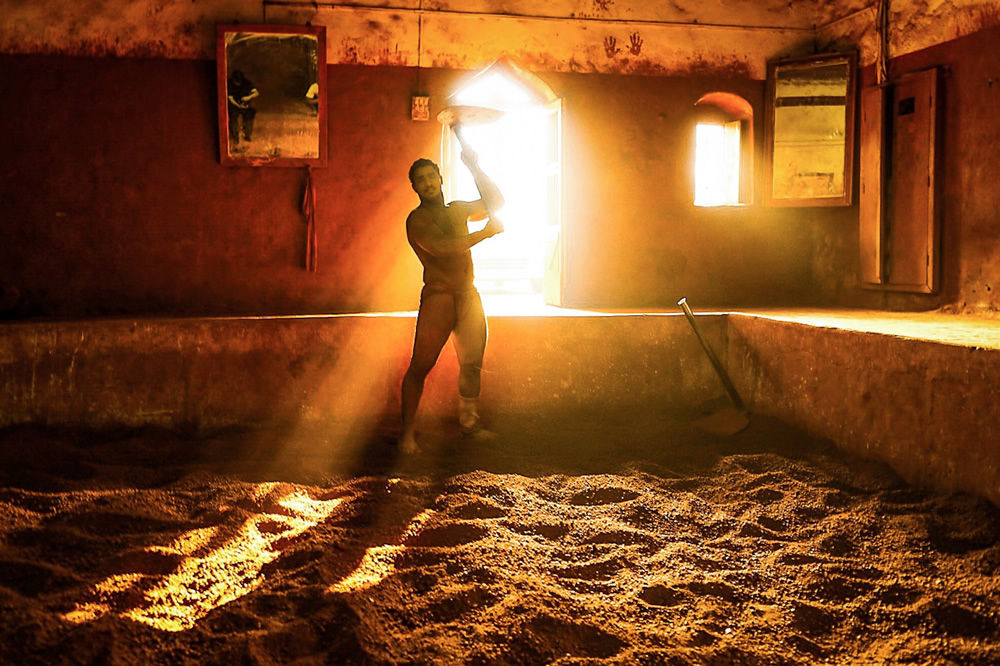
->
xmin=693 ymin=93 xmax=754 ymax=207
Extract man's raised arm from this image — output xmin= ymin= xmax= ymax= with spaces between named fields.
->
xmin=461 ymin=148 xmax=505 ymax=223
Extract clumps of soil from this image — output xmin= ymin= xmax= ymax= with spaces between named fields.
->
xmin=1 ymin=414 xmax=999 ymax=664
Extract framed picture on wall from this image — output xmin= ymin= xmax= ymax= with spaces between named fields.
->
xmin=217 ymin=24 xmax=327 ymax=167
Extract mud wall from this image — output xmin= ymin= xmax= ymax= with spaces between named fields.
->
xmin=0 ymin=313 xmax=727 ymax=432
xmin=0 ymin=56 xmax=430 ymax=316
xmin=817 ymin=0 xmax=1000 ymax=67
xmin=809 ymin=24 xmax=1000 ymax=316
xmin=1 ymin=2 xmax=999 ymax=317
xmin=552 ymin=69 xmax=827 ymax=309
xmin=0 ymin=0 xmax=819 ymax=74
xmin=1 ymin=53 xmax=838 ymax=317
xmin=4 ymin=0 xmax=996 ymax=72
xmin=730 ymin=314 xmax=1000 ymax=507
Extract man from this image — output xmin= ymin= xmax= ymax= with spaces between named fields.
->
xmin=305 ymin=81 xmax=320 ymax=116
xmin=227 ymin=70 xmax=259 ymax=144
xmin=399 ymin=149 xmax=504 ymax=453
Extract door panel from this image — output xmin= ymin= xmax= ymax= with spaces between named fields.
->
xmin=542 ymin=98 xmax=564 ymax=306
xmin=858 ymin=68 xmax=941 ymax=294
xmin=886 ymin=70 xmax=938 ymax=290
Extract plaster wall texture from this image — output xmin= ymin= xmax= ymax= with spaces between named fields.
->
xmin=265 ymin=4 xmax=809 ymax=79
xmin=817 ymin=0 xmax=1000 ymax=67
xmin=4 ymin=311 xmax=997 ymax=506
xmin=0 ymin=58 xmax=431 ymax=318
xmin=925 ymin=26 xmax=1000 ymax=316
xmin=0 ymin=56 xmax=831 ymax=318
xmin=2 ymin=0 xmax=996 ymax=74
xmin=548 ymin=69 xmax=824 ymax=309
xmin=1 ymin=9 xmax=998 ymax=318
xmin=0 ymin=0 xmax=254 ymax=60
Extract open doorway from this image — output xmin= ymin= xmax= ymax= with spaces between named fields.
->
xmin=441 ymin=58 xmax=564 ymax=310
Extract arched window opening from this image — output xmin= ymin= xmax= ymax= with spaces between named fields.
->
xmin=442 ymin=57 xmax=563 ymax=308
xmin=693 ymin=93 xmax=754 ymax=207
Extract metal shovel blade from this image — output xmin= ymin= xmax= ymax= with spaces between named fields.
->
xmin=436 ymin=105 xmax=505 ymax=127
xmin=691 ymin=404 xmax=751 ymax=437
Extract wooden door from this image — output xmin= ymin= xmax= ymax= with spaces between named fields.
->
xmin=885 ymin=68 xmax=941 ymax=292
xmin=858 ymin=68 xmax=941 ymax=293
xmin=859 ymin=84 xmax=886 ymax=285
xmin=542 ymin=98 xmax=565 ymax=306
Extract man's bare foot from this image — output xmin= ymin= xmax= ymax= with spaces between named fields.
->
xmin=461 ymin=423 xmax=497 ymax=441
xmin=398 ymin=433 xmax=420 ymax=454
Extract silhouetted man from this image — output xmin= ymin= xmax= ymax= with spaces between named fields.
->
xmin=399 ymin=150 xmax=504 ymax=453
xmin=227 ymin=70 xmax=259 ymax=144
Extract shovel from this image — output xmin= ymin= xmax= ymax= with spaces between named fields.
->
xmin=677 ymin=297 xmax=750 ymax=436
xmin=436 ymin=105 xmax=506 ymax=218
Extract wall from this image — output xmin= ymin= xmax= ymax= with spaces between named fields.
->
xmin=0 ymin=56 xmax=432 ymax=316
xmin=811 ymin=24 xmax=1000 ymax=316
xmin=818 ymin=0 xmax=1000 ymax=67
xmin=552 ymin=69 xmax=826 ymax=308
xmin=0 ymin=52 xmax=845 ymax=317
xmin=0 ymin=0 xmax=819 ymax=74
xmin=5 ymin=0 xmax=996 ymax=72
xmin=730 ymin=314 xmax=1000 ymax=507
xmin=7 ymin=309 xmax=999 ymax=505
xmin=0 ymin=313 xmax=728 ymax=432
xmin=2 ymin=1 xmax=998 ymax=318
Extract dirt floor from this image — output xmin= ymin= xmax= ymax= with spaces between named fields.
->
xmin=1 ymin=409 xmax=999 ymax=665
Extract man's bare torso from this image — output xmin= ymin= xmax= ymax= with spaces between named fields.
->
xmin=407 ymin=202 xmax=476 ymax=291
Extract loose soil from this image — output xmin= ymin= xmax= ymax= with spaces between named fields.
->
xmin=1 ymin=411 xmax=999 ymax=664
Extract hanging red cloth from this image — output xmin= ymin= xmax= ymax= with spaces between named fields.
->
xmin=302 ymin=165 xmax=318 ymax=271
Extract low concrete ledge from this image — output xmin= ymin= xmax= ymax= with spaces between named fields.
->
xmin=3 ymin=310 xmax=997 ymax=505
xmin=0 ymin=313 xmax=726 ymax=433
xmin=729 ymin=312 xmax=1000 ymax=507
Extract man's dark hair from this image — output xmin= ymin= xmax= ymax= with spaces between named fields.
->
xmin=408 ymin=158 xmax=440 ymax=184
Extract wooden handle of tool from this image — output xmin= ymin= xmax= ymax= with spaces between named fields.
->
xmin=678 ymin=298 xmax=747 ymax=412
xmin=452 ymin=124 xmax=502 ymax=216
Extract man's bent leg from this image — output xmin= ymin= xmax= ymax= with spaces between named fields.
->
xmin=229 ymin=113 xmax=241 ymax=144
xmin=451 ymin=290 xmax=488 ymax=434
xmin=242 ymin=108 xmax=256 ymax=141
xmin=400 ymin=290 xmax=455 ymax=450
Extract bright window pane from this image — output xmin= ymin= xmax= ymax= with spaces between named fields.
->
xmin=695 ymin=121 xmax=741 ymax=206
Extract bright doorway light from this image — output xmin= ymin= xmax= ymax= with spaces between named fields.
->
xmin=443 ymin=71 xmax=561 ymax=309
xmin=694 ymin=121 xmax=741 ymax=206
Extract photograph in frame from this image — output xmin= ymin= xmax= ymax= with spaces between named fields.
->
xmin=217 ymin=24 xmax=327 ymax=167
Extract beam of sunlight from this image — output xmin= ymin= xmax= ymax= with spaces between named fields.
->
xmin=327 ymin=508 xmax=436 ymax=595
xmin=248 ymin=186 xmax=436 ymax=475
xmin=326 ymin=544 xmax=406 ymax=594
xmin=146 ymin=525 xmax=220 ymax=557
xmin=61 ymin=572 xmax=150 ymax=624
xmin=62 ymin=487 xmax=343 ymax=632
xmin=446 ymin=70 xmax=560 ymax=309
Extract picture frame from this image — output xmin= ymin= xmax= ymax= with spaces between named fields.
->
xmin=217 ymin=24 xmax=327 ymax=167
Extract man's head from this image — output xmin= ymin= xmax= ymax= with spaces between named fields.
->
xmin=409 ymin=158 xmax=443 ymax=203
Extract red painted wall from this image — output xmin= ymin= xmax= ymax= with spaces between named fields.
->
xmin=14 ymin=47 xmax=992 ymax=318
xmin=0 ymin=56 xmax=435 ymax=317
